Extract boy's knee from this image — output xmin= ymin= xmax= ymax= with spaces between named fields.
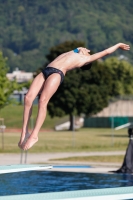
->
xmin=24 ymin=94 xmax=33 ymax=106
xmin=39 ymin=97 xmax=48 ymax=108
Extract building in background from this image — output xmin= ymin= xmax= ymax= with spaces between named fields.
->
xmin=84 ymin=98 xmax=133 ymax=128
xmin=6 ymin=68 xmax=33 ymax=83
xmin=7 ymin=68 xmax=36 ymax=104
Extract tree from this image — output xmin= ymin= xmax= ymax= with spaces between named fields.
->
xmin=46 ymin=41 xmax=84 ymax=130
xmin=45 ymin=41 xmax=133 ymax=130
xmin=104 ymin=57 xmax=133 ymax=96
xmin=45 ymin=41 xmax=109 ymax=130
xmin=1 ymin=0 xmax=133 ymax=72
xmin=0 ymin=52 xmax=19 ymax=109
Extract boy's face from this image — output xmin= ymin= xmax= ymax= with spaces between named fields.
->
xmin=79 ymin=48 xmax=90 ymax=56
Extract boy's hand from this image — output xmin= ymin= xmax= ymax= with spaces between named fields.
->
xmin=119 ymin=43 xmax=130 ymax=50
xmin=78 ymin=47 xmax=91 ymax=55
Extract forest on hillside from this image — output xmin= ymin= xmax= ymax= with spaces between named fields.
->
xmin=0 ymin=0 xmax=133 ymax=72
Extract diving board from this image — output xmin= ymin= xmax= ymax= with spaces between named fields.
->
xmin=0 ymin=186 xmax=133 ymax=200
xmin=0 ymin=164 xmax=53 ymax=174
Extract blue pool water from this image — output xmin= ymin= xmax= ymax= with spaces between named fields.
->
xmin=0 ymin=170 xmax=133 ymax=196
xmin=54 ymin=165 xmax=92 ymax=168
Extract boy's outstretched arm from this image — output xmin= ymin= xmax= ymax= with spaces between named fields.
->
xmin=85 ymin=43 xmax=130 ymax=64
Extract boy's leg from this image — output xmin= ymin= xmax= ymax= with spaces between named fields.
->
xmin=22 ymin=73 xmax=61 ymax=150
xmin=18 ymin=73 xmax=45 ymax=148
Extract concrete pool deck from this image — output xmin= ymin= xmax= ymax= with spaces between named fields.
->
xmin=0 ymin=151 xmax=125 ymax=174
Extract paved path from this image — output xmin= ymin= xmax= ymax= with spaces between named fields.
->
xmin=0 ymin=151 xmax=125 ymax=165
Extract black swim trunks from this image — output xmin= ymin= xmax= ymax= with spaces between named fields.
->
xmin=41 ymin=67 xmax=64 ymax=84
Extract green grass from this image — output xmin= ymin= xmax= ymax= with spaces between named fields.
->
xmin=50 ymin=155 xmax=124 ymax=163
xmin=0 ymin=105 xmax=67 ymax=129
xmin=0 ymin=128 xmax=129 ymax=154
xmin=0 ymin=104 xmax=129 ymax=165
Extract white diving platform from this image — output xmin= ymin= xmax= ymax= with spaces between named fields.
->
xmin=0 ymin=164 xmax=53 ymax=174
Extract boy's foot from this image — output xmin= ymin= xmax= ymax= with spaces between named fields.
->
xmin=18 ymin=132 xmax=30 ymax=149
xmin=22 ymin=135 xmax=38 ymax=150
